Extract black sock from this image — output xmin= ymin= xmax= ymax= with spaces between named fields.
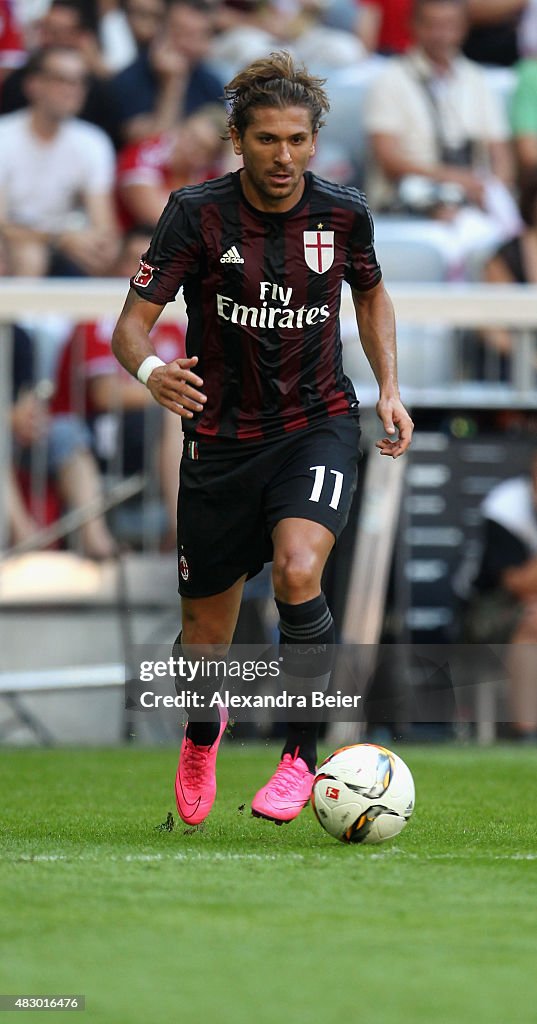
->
xmin=282 ymin=724 xmax=319 ymax=773
xmin=276 ymin=594 xmax=335 ymax=773
xmin=173 ymin=632 xmax=222 ymax=746
xmin=186 ymin=720 xmax=221 ymax=746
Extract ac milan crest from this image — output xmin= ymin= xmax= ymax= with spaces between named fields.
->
xmin=133 ymin=259 xmax=157 ymax=288
xmin=179 ymin=553 xmax=190 ymax=582
xmin=303 ymin=231 xmax=334 ymax=273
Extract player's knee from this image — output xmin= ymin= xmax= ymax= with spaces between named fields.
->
xmin=272 ymin=549 xmax=320 ymax=602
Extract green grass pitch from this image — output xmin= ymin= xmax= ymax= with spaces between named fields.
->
xmin=1 ymin=743 xmax=537 ymax=1024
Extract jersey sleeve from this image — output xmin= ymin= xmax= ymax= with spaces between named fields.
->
xmin=344 ymin=198 xmax=382 ymax=291
xmin=130 ymin=191 xmax=201 ymax=305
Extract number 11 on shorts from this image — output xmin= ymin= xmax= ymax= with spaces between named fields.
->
xmin=309 ymin=465 xmax=344 ymax=510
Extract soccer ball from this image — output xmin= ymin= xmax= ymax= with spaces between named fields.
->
xmin=311 ymin=743 xmax=415 ymax=845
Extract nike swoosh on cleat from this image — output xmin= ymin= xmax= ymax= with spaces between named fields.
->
xmin=264 ymin=795 xmax=309 ymax=811
xmin=176 ymin=775 xmax=202 ymax=815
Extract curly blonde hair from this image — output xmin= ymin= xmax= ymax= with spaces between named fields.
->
xmin=225 ymin=51 xmax=330 ymax=138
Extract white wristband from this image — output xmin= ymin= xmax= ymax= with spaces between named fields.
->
xmin=136 ymin=355 xmax=165 ymax=386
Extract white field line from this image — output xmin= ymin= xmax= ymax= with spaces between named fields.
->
xmin=4 ymin=850 xmax=537 ymax=864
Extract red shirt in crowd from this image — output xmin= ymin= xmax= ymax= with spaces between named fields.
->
xmin=360 ymin=0 xmax=414 ymax=54
xmin=52 ymin=317 xmax=186 ymax=416
xmin=116 ymin=133 xmax=220 ymax=230
xmin=0 ymin=0 xmax=25 ymax=73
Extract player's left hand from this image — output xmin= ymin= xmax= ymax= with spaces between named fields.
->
xmin=375 ymin=397 xmax=414 ymax=458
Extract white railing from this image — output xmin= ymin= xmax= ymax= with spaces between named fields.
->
xmin=1 ymin=279 xmax=536 ymax=549
xmin=1 ymin=277 xmax=537 ymax=322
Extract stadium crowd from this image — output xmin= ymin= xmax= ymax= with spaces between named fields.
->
xmin=2 ymin=0 xmax=537 ymax=556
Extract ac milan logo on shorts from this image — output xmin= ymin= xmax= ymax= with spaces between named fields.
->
xmin=179 ymin=553 xmax=190 ymax=582
xmin=133 ymin=259 xmax=157 ymax=288
xmin=326 ymin=786 xmax=340 ymax=800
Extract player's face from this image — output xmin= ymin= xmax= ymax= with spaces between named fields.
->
xmin=231 ymin=105 xmax=316 ymax=213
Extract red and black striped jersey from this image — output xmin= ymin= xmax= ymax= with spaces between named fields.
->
xmin=131 ymin=170 xmax=382 ymax=442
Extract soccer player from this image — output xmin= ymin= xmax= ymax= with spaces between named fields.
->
xmin=112 ymin=51 xmax=414 ymax=826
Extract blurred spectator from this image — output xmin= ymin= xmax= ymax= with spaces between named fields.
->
xmin=21 ymin=0 xmax=104 ymax=75
xmin=9 ymin=323 xmax=119 ymax=558
xmin=212 ymin=0 xmax=365 ymax=73
xmin=479 ymin=171 xmax=537 ymax=372
xmin=511 ymin=54 xmax=537 ymax=185
xmin=99 ymin=0 xmax=165 ymax=74
xmin=291 ymin=4 xmax=366 ymax=68
xmin=358 ymin=0 xmax=414 ymax=54
xmin=484 ymin=170 xmax=537 ymax=285
xmin=466 ymin=450 xmax=537 ymax=740
xmin=0 ymin=0 xmax=25 ymax=85
xmin=4 ymin=211 xmax=117 ymax=559
xmin=31 ymin=0 xmax=111 ymax=80
xmin=116 ymin=103 xmax=229 ymax=228
xmin=8 ymin=325 xmax=46 ymax=547
xmin=463 ymin=0 xmax=528 ymax=67
xmin=0 ymin=1 xmax=116 ymax=135
xmin=518 ymin=0 xmax=537 ymax=54
xmin=0 ymin=45 xmax=118 ymax=276
xmin=107 ymin=0 xmax=223 ymax=144
xmin=51 ymin=228 xmax=186 ymax=548
xmin=364 ymin=0 xmax=520 ymax=273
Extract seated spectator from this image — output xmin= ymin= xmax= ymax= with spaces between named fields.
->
xmin=0 ymin=1 xmax=116 ymax=137
xmin=290 ymin=3 xmax=366 ymax=69
xmin=116 ymin=103 xmax=229 ymax=228
xmin=364 ymin=0 xmax=520 ymax=275
xmin=358 ymin=0 xmax=414 ymax=54
xmin=107 ymin=0 xmax=223 ymax=145
xmin=0 ymin=45 xmax=118 ymax=276
xmin=8 ymin=325 xmax=46 ymax=547
xmin=99 ymin=0 xmax=166 ymax=74
xmin=0 ymin=0 xmax=26 ymax=87
xmin=480 ymin=171 xmax=537 ymax=371
xmin=463 ymin=0 xmax=528 ymax=67
xmin=466 ymin=450 xmax=537 ymax=741
xmin=211 ymin=0 xmax=365 ymax=74
xmin=9 ymin=323 xmax=119 ymax=558
xmin=518 ymin=0 xmax=537 ymax=55
xmin=51 ymin=228 xmax=186 ymax=549
xmin=511 ymin=54 xmax=537 ymax=185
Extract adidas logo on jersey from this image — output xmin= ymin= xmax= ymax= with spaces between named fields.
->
xmin=220 ymin=245 xmax=244 ymax=264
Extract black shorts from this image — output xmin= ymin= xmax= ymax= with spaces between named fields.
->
xmin=177 ymin=414 xmax=362 ymax=598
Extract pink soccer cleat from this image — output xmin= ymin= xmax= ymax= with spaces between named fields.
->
xmin=175 ymin=706 xmax=228 ymax=825
xmin=251 ymin=750 xmax=315 ymax=824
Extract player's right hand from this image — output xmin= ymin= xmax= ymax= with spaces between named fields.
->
xmin=146 ymin=356 xmax=207 ymax=419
